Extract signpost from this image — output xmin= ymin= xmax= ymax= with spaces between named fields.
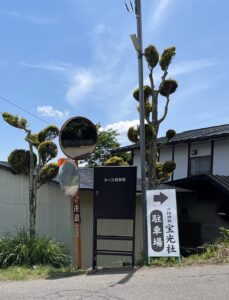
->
xmin=147 ymin=189 xmax=180 ymax=258
xmin=59 ymin=116 xmax=97 ymax=269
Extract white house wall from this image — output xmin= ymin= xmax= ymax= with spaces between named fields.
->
xmin=160 ymin=142 xmax=211 ymax=180
xmin=190 ymin=141 xmax=211 ymax=157
xmin=159 ymin=145 xmax=172 ymax=162
xmin=173 ymin=144 xmax=188 ymax=179
xmin=213 ymin=138 xmax=229 ymax=175
xmin=135 ymin=144 xmax=189 ymax=180
xmin=133 ymin=149 xmax=141 ymax=178
xmin=138 ymin=138 xmax=229 ymax=180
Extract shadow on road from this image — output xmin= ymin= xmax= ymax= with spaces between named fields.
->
xmin=86 ymin=266 xmax=140 ymax=284
xmin=46 ymin=266 xmax=140 ymax=282
xmin=46 ymin=270 xmax=85 ymax=280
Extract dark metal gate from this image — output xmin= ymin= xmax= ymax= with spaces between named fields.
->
xmin=93 ymin=167 xmax=137 ymax=268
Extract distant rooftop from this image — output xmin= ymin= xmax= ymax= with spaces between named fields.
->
xmin=112 ymin=123 xmax=229 ymax=153
xmin=158 ymin=123 xmax=229 ymax=144
xmin=0 ymin=162 xmax=142 ymax=191
xmin=0 ymin=161 xmax=191 ymax=193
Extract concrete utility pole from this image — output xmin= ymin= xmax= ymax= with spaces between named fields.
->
xmin=132 ymin=0 xmax=148 ymax=263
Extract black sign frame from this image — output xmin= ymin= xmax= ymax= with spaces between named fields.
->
xmin=92 ymin=166 xmax=137 ymax=268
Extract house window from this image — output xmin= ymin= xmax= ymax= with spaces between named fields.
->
xmin=190 ymin=156 xmax=211 ymax=176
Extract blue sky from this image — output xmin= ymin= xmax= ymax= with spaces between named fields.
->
xmin=0 ymin=0 xmax=229 ymax=161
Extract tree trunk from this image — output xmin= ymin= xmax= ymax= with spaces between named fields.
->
xmin=27 ymin=130 xmax=36 ymax=237
xmin=29 ymin=188 xmax=36 ymax=236
xmin=147 ymin=137 xmax=158 ymax=189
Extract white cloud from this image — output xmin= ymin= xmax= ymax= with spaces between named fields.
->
xmin=148 ymin=0 xmax=173 ymax=31
xmin=37 ymin=105 xmax=69 ymax=119
xmin=146 ymin=58 xmax=216 ymax=86
xmin=103 ymin=119 xmax=139 ymax=146
xmin=93 ymin=23 xmax=106 ymax=35
xmin=20 ymin=24 xmax=134 ymax=118
xmin=21 ymin=62 xmax=101 ymax=105
xmin=20 ymin=62 xmax=73 ymax=74
xmin=170 ymin=82 xmax=211 ymax=108
xmin=0 ymin=11 xmax=58 ymax=25
xmin=66 ymin=69 xmax=100 ymax=105
xmin=169 ymin=59 xmax=216 ymax=77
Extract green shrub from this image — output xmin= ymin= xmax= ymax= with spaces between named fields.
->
xmin=218 ymin=227 xmax=229 ymax=244
xmin=8 ymin=149 xmax=37 ymax=174
xmin=0 ymin=228 xmax=72 ymax=268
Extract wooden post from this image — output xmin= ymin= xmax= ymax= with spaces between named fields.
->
xmin=72 ymin=159 xmax=81 ymax=269
xmin=72 ymin=191 xmax=81 ymax=269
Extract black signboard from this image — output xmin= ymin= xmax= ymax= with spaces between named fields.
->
xmin=94 ymin=166 xmax=137 ymax=219
xmin=93 ymin=166 xmax=137 ymax=268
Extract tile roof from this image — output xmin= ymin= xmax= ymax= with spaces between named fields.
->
xmin=168 ymin=174 xmax=229 ymax=196
xmin=0 ymin=162 xmax=142 ymax=191
xmin=112 ymin=124 xmax=229 ymax=153
xmin=0 ymin=161 xmax=191 ymax=193
xmin=158 ymin=124 xmax=229 ymax=144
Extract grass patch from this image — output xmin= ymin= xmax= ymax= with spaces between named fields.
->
xmin=0 ymin=228 xmax=72 ymax=268
xmin=0 ymin=265 xmax=83 ymax=281
xmin=150 ymin=227 xmax=229 ymax=267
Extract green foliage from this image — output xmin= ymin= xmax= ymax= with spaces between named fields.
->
xmin=144 ymin=45 xmax=159 ymax=68
xmin=128 ymin=126 xmax=139 ymax=143
xmin=145 ymin=124 xmax=155 ymax=141
xmin=38 ymin=163 xmax=59 ymax=185
xmin=2 ymin=112 xmax=27 ymax=129
xmin=0 ymin=265 xmax=78 ymax=281
xmin=159 ymin=46 xmax=176 ymax=71
xmin=155 ymin=161 xmax=176 ymax=181
xmin=24 ymin=126 xmax=59 ymax=148
xmin=150 ymin=228 xmax=229 ymax=267
xmin=128 ymin=124 xmax=155 ymax=144
xmin=83 ymin=125 xmax=120 ymax=167
xmin=37 ymin=125 xmax=59 ymax=143
xmin=218 ymin=227 xmax=229 ymax=245
xmin=38 ymin=141 xmax=58 ymax=164
xmin=3 ymin=112 xmax=59 ymax=235
xmin=8 ymin=150 xmax=37 ymax=174
xmin=156 ymin=162 xmax=163 ymax=179
xmin=0 ymin=228 xmax=72 ymax=268
xmin=144 ymin=100 xmax=153 ymax=118
xmin=150 ymin=257 xmax=178 ymax=267
xmin=25 ymin=133 xmax=40 ymax=148
xmin=133 ymin=85 xmax=153 ymax=101
xmin=166 ymin=129 xmax=176 ymax=141
xmin=128 ymin=44 xmax=178 ymax=188
xmin=162 ymin=160 xmax=176 ymax=174
xmin=105 ymin=156 xmax=129 ymax=166
xmin=159 ymin=79 xmax=178 ymax=97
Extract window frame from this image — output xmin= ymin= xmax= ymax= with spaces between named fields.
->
xmin=189 ymin=155 xmax=212 ymax=176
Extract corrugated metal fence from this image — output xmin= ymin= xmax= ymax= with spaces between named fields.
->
xmin=0 ymin=167 xmax=143 ymax=269
xmin=0 ymin=167 xmax=76 ymax=261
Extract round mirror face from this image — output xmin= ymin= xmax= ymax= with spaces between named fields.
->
xmin=58 ymin=159 xmax=79 ymax=197
xmin=59 ymin=116 xmax=97 ymax=160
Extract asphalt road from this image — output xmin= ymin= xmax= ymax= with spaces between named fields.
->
xmin=0 ymin=264 xmax=228 ymax=300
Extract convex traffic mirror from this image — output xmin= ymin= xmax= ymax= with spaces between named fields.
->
xmin=59 ymin=116 xmax=97 ymax=160
xmin=58 ymin=158 xmax=79 ymax=197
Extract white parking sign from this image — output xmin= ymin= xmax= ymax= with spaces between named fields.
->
xmin=147 ymin=189 xmax=180 ymax=257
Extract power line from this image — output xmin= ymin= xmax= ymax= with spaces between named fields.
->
xmin=0 ymin=95 xmax=50 ymax=125
xmin=125 ymin=1 xmax=135 ymax=13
